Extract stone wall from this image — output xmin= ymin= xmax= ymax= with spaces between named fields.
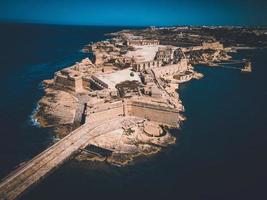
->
xmin=202 ymin=42 xmax=223 ymax=50
xmin=152 ymin=59 xmax=188 ymax=77
xmin=54 ymin=73 xmax=84 ymax=92
xmin=184 ymin=42 xmax=224 ymax=52
xmin=90 ymin=75 xmax=109 ymax=89
xmin=126 ymin=100 xmax=179 ymax=128
xmin=86 ymin=99 xmax=180 ymax=128
xmin=86 ymin=101 xmax=124 ymax=125
xmin=133 ymin=60 xmax=163 ymax=72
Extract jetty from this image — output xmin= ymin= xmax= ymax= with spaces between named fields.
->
xmin=209 ymin=59 xmax=252 ymax=73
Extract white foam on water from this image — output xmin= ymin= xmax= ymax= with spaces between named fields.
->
xmin=29 ymin=104 xmax=41 ymax=128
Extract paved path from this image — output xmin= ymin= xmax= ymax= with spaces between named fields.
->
xmin=0 ymin=117 xmax=127 ymax=200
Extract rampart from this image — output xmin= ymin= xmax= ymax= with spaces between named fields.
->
xmin=86 ymin=101 xmax=124 ymax=125
xmin=86 ymin=98 xmax=180 ymax=128
xmin=125 ymin=99 xmax=179 ymax=128
xmin=54 ymin=71 xmax=84 ymax=92
xmin=152 ymin=59 xmax=188 ymax=77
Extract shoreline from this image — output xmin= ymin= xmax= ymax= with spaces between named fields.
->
xmin=32 ymin=26 xmax=258 ymax=166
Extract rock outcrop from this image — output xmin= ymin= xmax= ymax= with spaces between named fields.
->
xmin=186 ymin=49 xmax=231 ymax=65
xmin=35 ymin=81 xmax=79 ymax=137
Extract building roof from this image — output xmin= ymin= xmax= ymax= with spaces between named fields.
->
xmin=93 ymin=68 xmax=141 ymax=90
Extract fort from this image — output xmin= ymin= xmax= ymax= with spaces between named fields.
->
xmin=0 ymin=26 xmax=239 ymax=200
xmin=86 ymin=98 xmax=180 ymax=128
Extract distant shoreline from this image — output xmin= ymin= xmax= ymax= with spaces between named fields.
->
xmin=230 ymin=46 xmax=265 ymax=50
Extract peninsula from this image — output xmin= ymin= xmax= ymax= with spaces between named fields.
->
xmin=1 ymin=25 xmax=266 ymax=200
xmin=34 ymin=26 xmax=267 ymax=165
xmin=35 ymin=26 xmax=263 ymax=165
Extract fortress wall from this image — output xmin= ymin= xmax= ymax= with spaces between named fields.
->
xmin=133 ymin=60 xmax=163 ymax=72
xmin=202 ymin=42 xmax=223 ymax=50
xmin=126 ymin=101 xmax=179 ymax=128
xmin=86 ymin=100 xmax=180 ymax=128
xmin=153 ymin=60 xmax=188 ymax=76
xmin=54 ymin=74 xmax=84 ymax=92
xmin=86 ymin=101 xmax=124 ymax=125
xmin=54 ymin=74 xmax=76 ymax=91
xmin=189 ymin=42 xmax=224 ymax=51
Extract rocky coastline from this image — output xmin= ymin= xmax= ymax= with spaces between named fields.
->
xmin=34 ymin=26 xmax=256 ymax=166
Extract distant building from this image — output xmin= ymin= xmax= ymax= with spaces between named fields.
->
xmin=132 ymin=60 xmax=163 ymax=72
xmin=173 ymin=71 xmax=194 ymax=83
xmin=126 ymin=39 xmax=160 ymax=46
xmin=155 ymin=46 xmax=173 ymax=63
xmin=149 ymin=26 xmax=156 ymax=31
xmin=152 ymin=59 xmax=189 ymax=77
xmin=202 ymin=42 xmax=223 ymax=50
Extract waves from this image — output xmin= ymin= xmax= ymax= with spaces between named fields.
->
xmin=29 ymin=104 xmax=41 ymax=128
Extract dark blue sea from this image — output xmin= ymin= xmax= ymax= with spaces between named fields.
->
xmin=0 ymin=23 xmax=267 ymax=200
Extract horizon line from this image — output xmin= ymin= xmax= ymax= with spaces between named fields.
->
xmin=0 ymin=19 xmax=266 ymax=28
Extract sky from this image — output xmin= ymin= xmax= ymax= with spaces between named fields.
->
xmin=0 ymin=0 xmax=266 ymax=26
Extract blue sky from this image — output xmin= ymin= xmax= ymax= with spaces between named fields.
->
xmin=0 ymin=0 xmax=266 ymax=26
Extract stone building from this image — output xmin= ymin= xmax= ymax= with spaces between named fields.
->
xmin=152 ymin=59 xmax=189 ymax=77
xmin=143 ymin=83 xmax=162 ymax=99
xmin=140 ymin=72 xmax=154 ymax=84
xmin=132 ymin=60 xmax=163 ymax=72
xmin=126 ymin=39 xmax=160 ymax=46
xmin=89 ymin=68 xmax=141 ymax=90
xmin=54 ymin=69 xmax=84 ymax=93
xmin=173 ymin=71 xmax=194 ymax=83
xmin=155 ymin=46 xmax=173 ymax=63
xmin=54 ymin=58 xmax=95 ymax=92
xmin=184 ymin=41 xmax=224 ymax=52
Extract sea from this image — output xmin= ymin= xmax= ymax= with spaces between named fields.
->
xmin=0 ymin=22 xmax=267 ymax=200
